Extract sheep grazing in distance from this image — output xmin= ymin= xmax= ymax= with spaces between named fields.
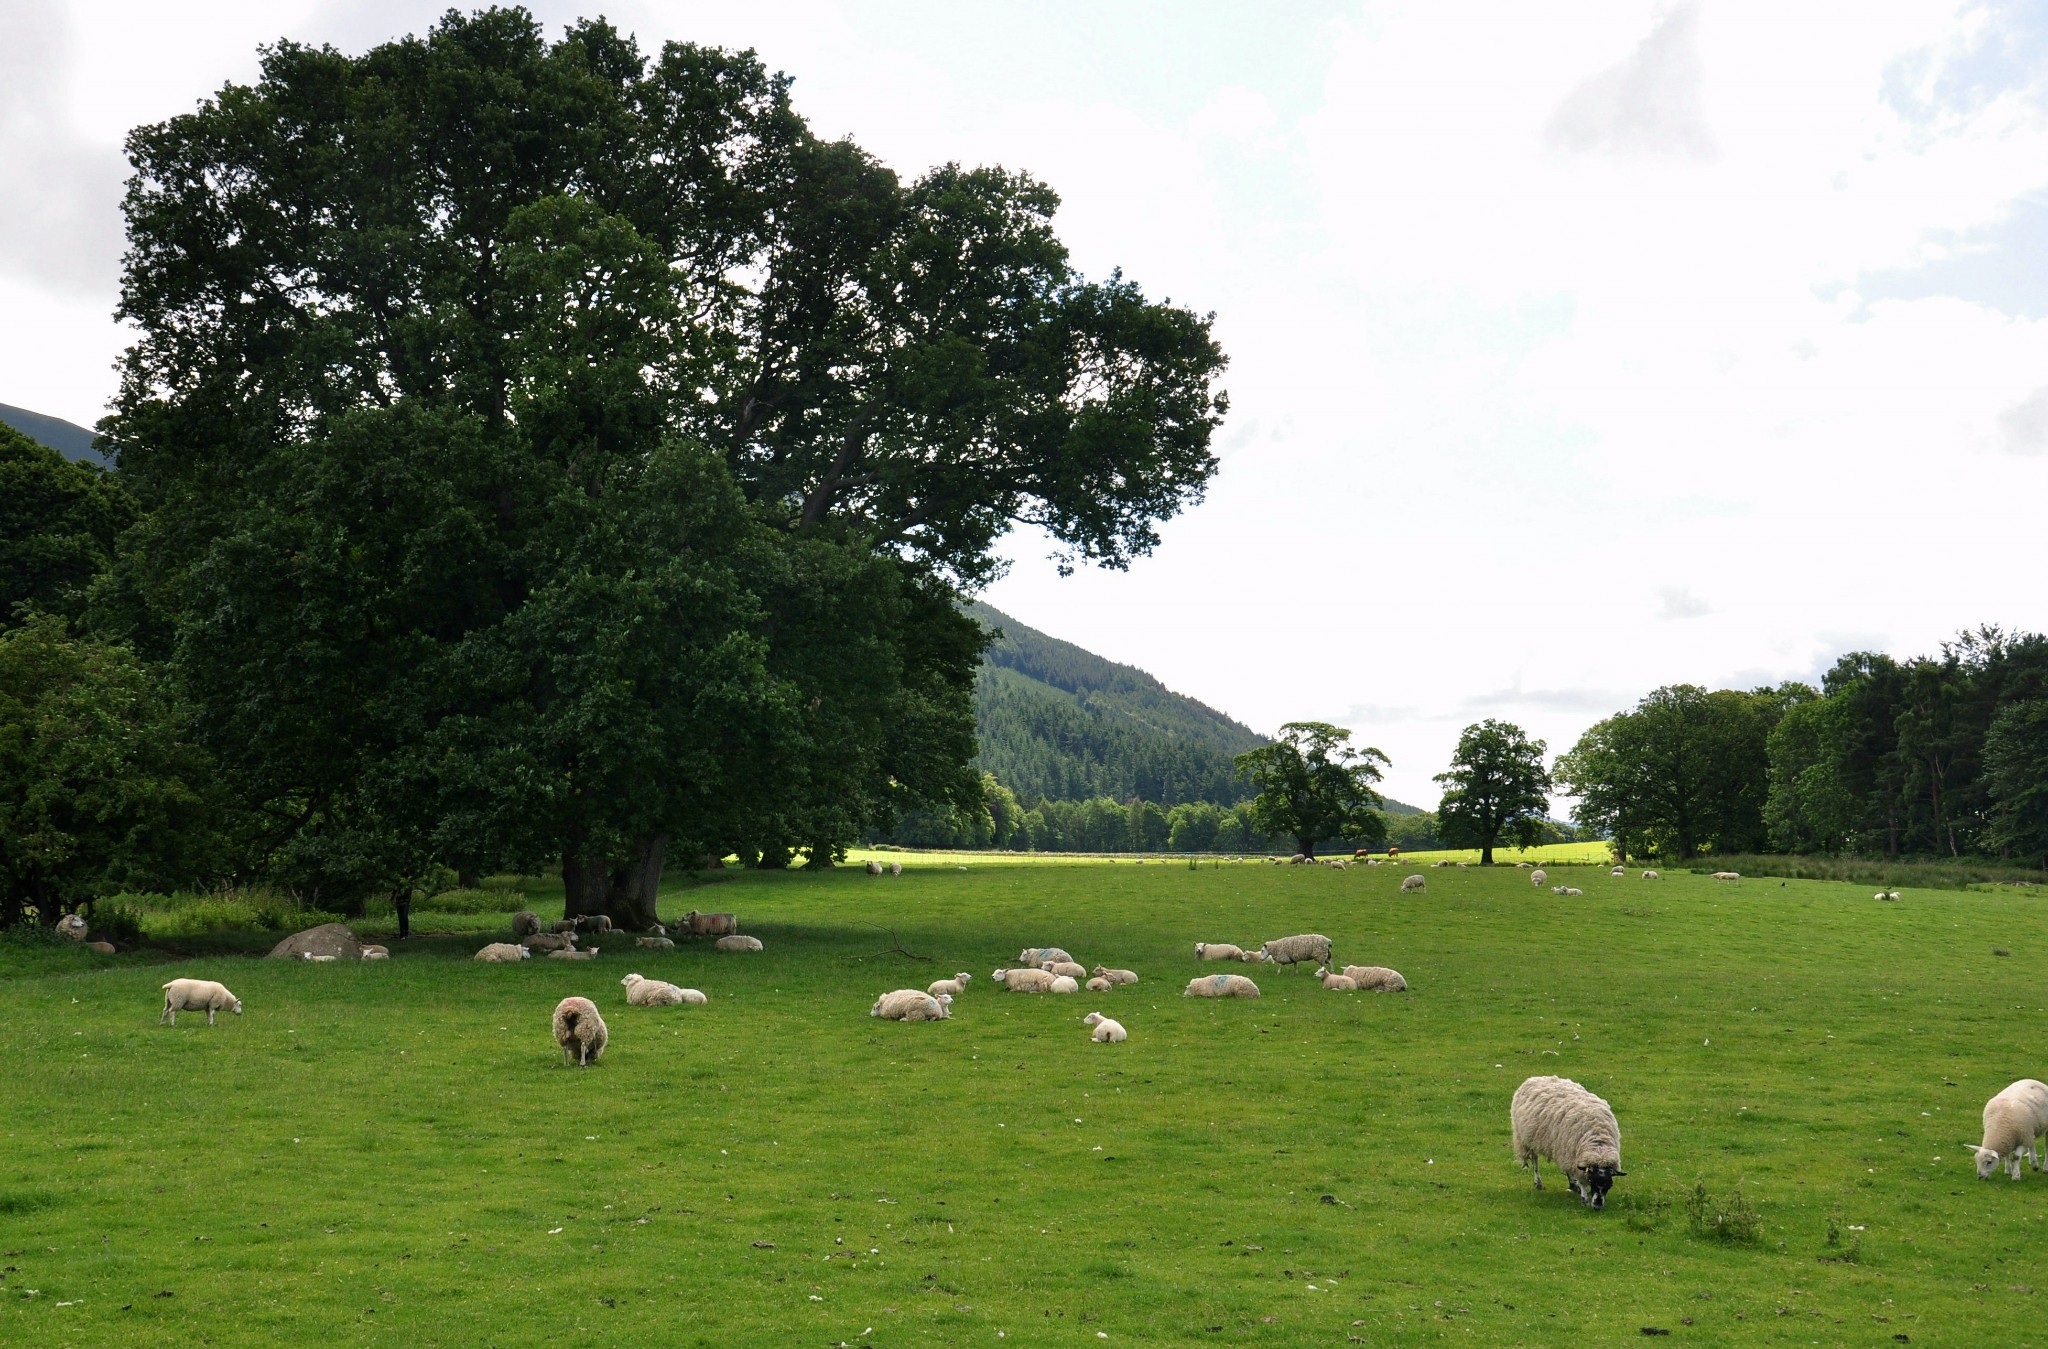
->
xmin=865 ymin=860 xmax=883 ymax=875
xmin=549 ymin=946 xmax=601 ymax=960
xmin=1318 ymin=968 xmax=1359 ymax=991
xmin=552 ymin=997 xmax=608 ymax=1066
xmin=928 ymin=972 xmax=973 ymax=999
xmin=161 ymin=979 xmax=242 ymax=1026
xmin=1971 ymin=1079 xmax=2048 ymax=1179
xmin=1092 ymin=966 xmax=1139 ymax=986
xmin=682 ymin=910 xmax=738 ymax=937
xmin=1512 ymin=1075 xmax=1624 ymax=1209
xmin=359 ymin=945 xmax=390 ymax=960
xmin=620 ymin=973 xmax=698 ymax=1007
xmin=1529 ymin=869 xmax=1547 ymax=887
xmin=889 ymin=861 xmax=903 ymax=876
xmin=1048 ymin=975 xmax=1081 ymax=993
xmin=1711 ymin=871 xmax=1741 ymax=882
xmin=871 ymin=989 xmax=951 ymax=1021
xmin=1873 ymin=891 xmax=1888 ymax=902
xmin=1258 ymin=934 xmax=1333 ymax=971
xmin=1338 ymin=965 xmax=1408 ymax=992
xmin=715 ymin=934 xmax=764 ymax=952
xmin=1400 ymin=874 xmax=1426 ymax=893
xmin=1515 ymin=861 xmax=1533 ymax=868
xmin=1184 ymin=973 xmax=1260 ymax=998
xmin=524 ymin=932 xmax=575 ymax=953
xmin=636 ymin=935 xmax=675 ymax=950
xmin=475 ymin=942 xmax=531 ymax=962
xmin=1017 ymin=947 xmax=1073 ymax=966
xmin=1641 ymin=870 xmax=1660 ymax=880
xmin=1085 ymin=976 xmax=1113 ymax=992
xmin=1040 ymin=959 xmax=1087 ymax=981
xmin=1290 ymin=853 xmax=1308 ymax=864
xmin=1194 ymin=942 xmax=1246 ymax=961
xmin=1083 ymin=1011 xmax=1127 ymax=1042
xmin=1611 ymin=867 xmax=1626 ymax=877
xmin=993 ymin=967 xmax=1058 ymax=992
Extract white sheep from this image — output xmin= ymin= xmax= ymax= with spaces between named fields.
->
xmin=1048 ymin=975 xmax=1081 ymax=994
xmin=475 ymin=942 xmax=531 ymax=962
xmin=715 ymin=935 xmax=764 ymax=952
xmin=552 ymin=996 xmax=608 ymax=1066
xmin=1085 ymin=976 xmax=1112 ymax=992
xmin=1400 ymin=874 xmax=1426 ymax=893
xmin=889 ymin=861 xmax=903 ymax=876
xmin=1318 ymin=968 xmax=1359 ymax=991
xmin=1193 ymin=942 xmax=1245 ymax=961
xmin=928 ymin=972 xmax=973 ymax=999
xmin=1337 ymin=964 xmax=1409 ymax=992
xmin=620 ymin=973 xmax=697 ymax=1007
xmin=1183 ymin=973 xmax=1261 ymax=998
xmin=1560 ymin=887 xmax=1583 ymax=897
xmin=1611 ymin=867 xmax=1626 ymax=877
xmin=1971 ymin=1079 xmax=2048 ymax=1179
xmin=682 ymin=910 xmax=738 ymax=936
xmin=1529 ymin=869 xmax=1547 ymax=886
xmin=56 ymin=913 xmax=89 ymax=941
xmin=522 ymin=931 xmax=576 ymax=953
xmin=1641 ymin=870 xmax=1659 ymax=880
xmin=1017 ymin=947 xmax=1073 ymax=966
xmin=636 ymin=936 xmax=675 ymax=950
xmin=511 ymin=911 xmax=541 ymax=938
xmin=1083 ymin=1011 xmax=1127 ymax=1043
xmin=160 ymin=979 xmax=242 ymax=1026
xmin=1873 ymin=891 xmax=1887 ymax=902
xmin=359 ymin=945 xmax=390 ymax=961
xmin=549 ymin=946 xmax=601 ymax=961
xmin=1886 ymin=890 xmax=1901 ymax=902
xmin=1040 ymin=959 xmax=1088 ymax=981
xmin=992 ymin=966 xmax=1057 ymax=992
xmin=1092 ymin=966 xmax=1139 ymax=986
xmin=1511 ymin=1075 xmax=1624 ymax=1209
xmin=1258 ymin=933 xmax=1333 ymax=970
xmin=871 ymin=989 xmax=951 ymax=1021
xmin=1711 ymin=871 xmax=1741 ymax=882
xmin=865 ymin=860 xmax=883 ymax=875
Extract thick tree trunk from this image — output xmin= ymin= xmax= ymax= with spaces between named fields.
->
xmin=755 ymin=845 xmax=791 ymax=870
xmin=803 ymin=840 xmax=836 ymax=869
xmin=457 ymin=869 xmax=481 ymax=890
xmin=563 ymin=836 xmax=666 ymax=930
xmin=1296 ymin=835 xmax=1315 ymax=859
xmin=1481 ymin=842 xmax=1495 ymax=865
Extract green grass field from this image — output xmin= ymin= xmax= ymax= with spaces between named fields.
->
xmin=7 ymin=860 xmax=2047 ymax=1345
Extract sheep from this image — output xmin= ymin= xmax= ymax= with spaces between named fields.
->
xmin=56 ymin=913 xmax=89 ymax=940
xmin=87 ymin=941 xmax=116 ymax=954
xmin=1085 ymin=976 xmax=1113 ymax=992
xmin=620 ymin=973 xmax=697 ymax=1007
xmin=1017 ymin=947 xmax=1073 ymax=966
xmin=573 ymin=914 xmax=613 ymax=934
xmin=1552 ymin=885 xmax=1568 ymax=895
xmin=647 ymin=923 xmax=667 ymax=936
xmin=475 ymin=942 xmax=531 ymax=962
xmin=1515 ymin=861 xmax=1533 ymax=868
xmin=1184 ymin=973 xmax=1260 ymax=998
xmin=1290 ymin=853 xmax=1308 ymax=864
xmin=1338 ymin=964 xmax=1409 ymax=992
xmin=1318 ymin=968 xmax=1359 ymax=991
xmin=1611 ymin=867 xmax=1626 ymax=877
xmin=1044 ymin=974 xmax=1077 ymax=993
xmin=552 ymin=996 xmax=608 ymax=1066
xmin=1194 ymin=942 xmax=1245 ymax=961
xmin=636 ymin=935 xmax=675 ymax=950
xmin=715 ymin=934 xmax=764 ymax=952
xmin=865 ymin=860 xmax=883 ymax=875
xmin=928 ymin=972 xmax=973 ymax=999
xmin=359 ymin=945 xmax=390 ymax=961
xmin=549 ymin=946 xmax=601 ymax=960
xmin=1560 ymin=887 xmax=1584 ymax=897
xmin=523 ymin=932 xmax=576 ymax=953
xmin=889 ymin=861 xmax=903 ymax=876
xmin=511 ymin=911 xmax=541 ymax=937
xmin=1511 ymin=1075 xmax=1625 ymax=1209
xmin=1970 ymin=1079 xmax=2048 ymax=1179
xmin=1873 ymin=891 xmax=1887 ymax=902
xmin=1400 ymin=874 xmax=1427 ymax=893
xmin=549 ymin=920 xmax=578 ymax=934
xmin=1641 ymin=870 xmax=1660 ymax=880
xmin=1258 ymin=933 xmax=1333 ymax=970
xmin=992 ymin=967 xmax=1058 ymax=992
xmin=160 ymin=978 xmax=242 ymax=1026
xmin=1711 ymin=871 xmax=1741 ymax=882
xmin=1083 ymin=1011 xmax=1127 ymax=1043
xmin=682 ymin=910 xmax=738 ymax=937
xmin=1040 ymin=959 xmax=1088 ymax=981
xmin=1092 ymin=966 xmax=1139 ymax=986
xmin=299 ymin=953 xmax=339 ymax=962
xmin=871 ymin=989 xmax=951 ymax=1021
xmin=1529 ymin=869 xmax=1547 ymax=887
xmin=1887 ymin=890 xmax=1901 ymax=902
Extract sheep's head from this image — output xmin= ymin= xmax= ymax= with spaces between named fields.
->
xmin=992 ymin=968 xmax=1009 ymax=983
xmin=955 ymin=972 xmax=971 ymax=984
xmin=229 ymin=998 xmax=244 ymax=1015
xmin=1083 ymin=1011 xmax=1103 ymax=1026
xmin=621 ymin=973 xmax=641 ymax=987
xmin=1971 ymin=1144 xmax=2004 ymax=1179
xmin=1574 ymin=1164 xmax=1623 ymax=1208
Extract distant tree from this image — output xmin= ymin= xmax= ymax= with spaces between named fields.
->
xmin=0 ymin=422 xmax=136 ymax=629
xmin=1383 ymin=809 xmax=1442 ymax=853
xmin=1555 ymin=715 xmax=1650 ymax=862
xmin=1434 ymin=719 xmax=1551 ymax=864
xmin=1128 ymin=799 xmax=1169 ymax=852
xmin=1981 ymin=699 xmax=2048 ymax=867
xmin=1234 ymin=722 xmax=1388 ymax=858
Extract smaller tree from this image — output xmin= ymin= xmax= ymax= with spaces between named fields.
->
xmin=1234 ymin=722 xmax=1388 ymax=858
xmin=1434 ymin=719 xmax=1552 ymax=865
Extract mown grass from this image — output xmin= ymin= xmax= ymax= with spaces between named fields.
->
xmin=6 ymin=860 xmax=2048 ymax=1345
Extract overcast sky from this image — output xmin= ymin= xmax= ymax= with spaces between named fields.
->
xmin=6 ymin=1 xmax=2048 ymax=809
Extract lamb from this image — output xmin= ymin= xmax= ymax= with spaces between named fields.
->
xmin=511 ymin=911 xmax=541 ymax=938
xmin=160 ymin=978 xmax=242 ymax=1026
xmin=1184 ymin=973 xmax=1260 ymax=998
xmin=682 ymin=910 xmax=738 ymax=937
xmin=1560 ymin=887 xmax=1583 ymax=897
xmin=475 ymin=942 xmax=531 ymax=962
xmin=1400 ymin=875 xmax=1426 ymax=893
xmin=1511 ymin=1075 xmax=1625 ymax=1209
xmin=552 ymin=996 xmax=608 ymax=1066
xmin=1970 ymin=1079 xmax=2048 ymax=1179
xmin=523 ymin=932 xmax=575 ymax=953
xmin=1017 ymin=947 xmax=1073 ymax=966
xmin=928 ymin=972 xmax=973 ymax=999
xmin=574 ymin=914 xmax=613 ymax=934
xmin=1258 ymin=933 xmax=1333 ymax=970
xmin=1092 ymin=966 xmax=1139 ymax=986
xmin=549 ymin=946 xmax=601 ymax=960
xmin=549 ymin=920 xmax=578 ymax=934
xmin=992 ymin=966 xmax=1058 ymax=992
xmin=1711 ymin=871 xmax=1741 ymax=882
xmin=1641 ymin=870 xmax=1659 ymax=880
xmin=1529 ymin=869 xmax=1547 ymax=887
xmin=620 ymin=973 xmax=699 ymax=1007
xmin=359 ymin=945 xmax=390 ymax=960
xmin=715 ymin=934 xmax=764 ymax=952
xmin=1040 ymin=959 xmax=1088 ymax=981
xmin=1318 ymin=969 xmax=1359 ymax=991
xmin=871 ymin=989 xmax=952 ymax=1021
xmin=1047 ymin=975 xmax=1079 ymax=993
xmin=1085 ymin=976 xmax=1112 ymax=992
xmin=865 ymin=860 xmax=883 ymax=875
xmin=1083 ymin=1011 xmax=1127 ymax=1043
xmin=889 ymin=861 xmax=903 ymax=876
xmin=636 ymin=936 xmax=675 ymax=950
xmin=1194 ymin=942 xmax=1247 ymax=961
xmin=1338 ymin=964 xmax=1409 ymax=992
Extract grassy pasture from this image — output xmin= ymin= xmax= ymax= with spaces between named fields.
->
xmin=6 ymin=861 xmax=2048 ymax=1346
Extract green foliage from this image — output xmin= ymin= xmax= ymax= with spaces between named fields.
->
xmin=1684 ymin=853 xmax=2045 ymax=890
xmin=1980 ymin=699 xmax=2048 ymax=866
xmin=1434 ymin=718 xmax=1552 ymax=864
xmin=417 ymin=887 xmax=528 ymax=916
xmin=0 ymin=420 xmax=135 ymax=628
xmin=1235 ymin=721 xmax=1388 ymax=857
xmin=1684 ymin=1176 xmax=1761 ymax=1245
xmin=86 ymin=899 xmax=146 ymax=946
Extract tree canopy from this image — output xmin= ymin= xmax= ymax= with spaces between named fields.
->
xmin=1233 ymin=721 xmax=1388 ymax=857
xmin=0 ymin=422 xmax=135 ymax=629
xmin=1434 ymin=719 xmax=1551 ymax=864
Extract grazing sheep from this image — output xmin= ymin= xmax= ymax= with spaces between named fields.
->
xmin=889 ymin=861 xmax=903 ymax=876
xmin=1400 ymin=874 xmax=1427 ymax=893
xmin=992 ymin=966 xmax=1058 ymax=992
xmin=1194 ymin=942 xmax=1246 ymax=961
xmin=636 ymin=935 xmax=675 ymax=950
xmin=928 ymin=972 xmax=973 ymax=999
xmin=160 ymin=979 xmax=242 ymax=1026
xmin=1085 ymin=976 xmax=1113 ymax=992
xmin=1711 ymin=871 xmax=1741 ymax=882
xmin=1971 ymin=1079 xmax=2048 ymax=1179
xmin=682 ymin=910 xmax=738 ymax=937
xmin=549 ymin=946 xmax=601 ymax=960
xmin=1048 ymin=975 xmax=1081 ymax=993
xmin=715 ymin=934 xmax=763 ymax=952
xmin=865 ymin=860 xmax=883 ymax=876
xmin=1641 ymin=870 xmax=1660 ymax=880
xmin=1184 ymin=973 xmax=1261 ymax=998
xmin=552 ymin=996 xmax=608 ymax=1066
xmin=1017 ymin=947 xmax=1073 ymax=966
xmin=475 ymin=942 xmax=531 ymax=962
xmin=360 ymin=945 xmax=390 ymax=960
xmin=1873 ymin=891 xmax=1888 ymax=902
xmin=1885 ymin=890 xmax=1901 ymax=902
xmin=1092 ymin=966 xmax=1139 ymax=986
xmin=1083 ymin=1011 xmax=1127 ymax=1043
xmin=1258 ymin=933 xmax=1333 ymax=970
xmin=1318 ymin=968 xmax=1359 ymax=991
xmin=620 ymin=973 xmax=695 ymax=1007
xmin=1529 ymin=869 xmax=1547 ymax=887
xmin=512 ymin=911 xmax=541 ymax=938
xmin=1338 ymin=965 xmax=1409 ymax=992
xmin=56 ymin=912 xmax=89 ymax=940
xmin=1511 ymin=1075 xmax=1624 ymax=1209
xmin=1290 ymin=853 xmax=1308 ymax=864
xmin=871 ymin=989 xmax=951 ymax=1021
xmin=523 ymin=932 xmax=575 ymax=953
xmin=1040 ymin=960 xmax=1088 ymax=981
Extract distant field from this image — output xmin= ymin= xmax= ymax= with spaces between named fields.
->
xmin=8 ymin=861 xmax=2047 ymax=1344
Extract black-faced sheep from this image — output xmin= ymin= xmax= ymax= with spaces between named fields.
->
xmin=552 ymin=996 xmax=608 ymax=1066
xmin=1511 ymin=1075 xmax=1624 ymax=1208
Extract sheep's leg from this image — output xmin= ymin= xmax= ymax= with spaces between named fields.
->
xmin=161 ymin=1004 xmax=174 ymax=1026
xmin=1528 ymin=1155 xmax=1542 ymax=1189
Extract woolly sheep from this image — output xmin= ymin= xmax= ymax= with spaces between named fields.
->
xmin=1339 ymin=964 xmax=1409 ymax=992
xmin=992 ymin=966 xmax=1058 ymax=992
xmin=1560 ymin=887 xmax=1583 ymax=897
xmin=1049 ymin=975 xmax=1081 ymax=993
xmin=1885 ymin=890 xmax=1901 ymax=902
xmin=1515 ymin=861 xmax=1533 ymax=868
xmin=524 ymin=932 xmax=575 ymax=953
xmin=1611 ymin=867 xmax=1626 ymax=877
xmin=511 ymin=911 xmax=540 ymax=938
xmin=636 ymin=935 xmax=675 ymax=950
xmin=865 ymin=860 xmax=883 ymax=875
xmin=56 ymin=913 xmax=88 ymax=940
xmin=1017 ymin=947 xmax=1073 ymax=965
xmin=549 ymin=920 xmax=577 ymax=934
xmin=1318 ymin=968 xmax=1359 ymax=991
xmin=1529 ymin=869 xmax=1547 ymax=886
xmin=1971 ymin=1079 xmax=2048 ymax=1179
xmin=682 ymin=910 xmax=738 ymax=937
xmin=475 ymin=942 xmax=531 ymax=962
xmin=1400 ymin=874 xmax=1426 ymax=893
xmin=549 ymin=946 xmax=601 ymax=960
xmin=1641 ymin=870 xmax=1659 ymax=880
xmin=1194 ymin=942 xmax=1246 ymax=961
xmin=889 ymin=861 xmax=903 ymax=876
xmin=160 ymin=978 xmax=242 ymax=1026
xmin=1511 ymin=1074 xmax=1625 ymax=1209
xmin=928 ymin=972 xmax=973 ymax=999
xmin=552 ymin=996 xmax=608 ymax=1066
xmin=1258 ymin=933 xmax=1333 ymax=970
xmin=1290 ymin=853 xmax=1308 ymax=864
xmin=1040 ymin=959 xmax=1087 ymax=981
xmin=574 ymin=914 xmax=613 ymax=934
xmin=1085 ymin=976 xmax=1112 ymax=992
xmin=715 ymin=934 xmax=764 ymax=952
xmin=620 ymin=973 xmax=698 ymax=1007
xmin=871 ymin=988 xmax=951 ymax=1021
xmin=1711 ymin=871 xmax=1741 ymax=882
xmin=359 ymin=945 xmax=390 ymax=961
xmin=1083 ymin=1011 xmax=1127 ymax=1043
xmin=1183 ymin=973 xmax=1260 ymax=998
xmin=87 ymin=940 xmax=116 ymax=954
xmin=1092 ymin=966 xmax=1139 ymax=986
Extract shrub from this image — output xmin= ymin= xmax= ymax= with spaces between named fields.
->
xmin=87 ymin=900 xmax=146 ymax=946
xmin=148 ymin=889 xmax=344 ymax=938
xmin=418 ymin=887 xmax=525 ymax=915
xmin=1685 ymin=1176 xmax=1761 ymax=1244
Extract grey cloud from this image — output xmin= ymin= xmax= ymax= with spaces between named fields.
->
xmin=1656 ymin=586 xmax=1710 ymax=620
xmin=0 ymin=1 xmax=128 ymax=298
xmin=1545 ymin=2 xmax=1716 ymax=161
xmin=1998 ymin=385 xmax=2048 ymax=455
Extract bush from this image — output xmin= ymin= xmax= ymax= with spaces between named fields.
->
xmin=86 ymin=900 xmax=146 ymax=946
xmin=147 ymin=889 xmax=345 ymax=938
xmin=1685 ymin=1176 xmax=1761 ymax=1244
xmin=418 ymin=887 xmax=526 ymax=915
